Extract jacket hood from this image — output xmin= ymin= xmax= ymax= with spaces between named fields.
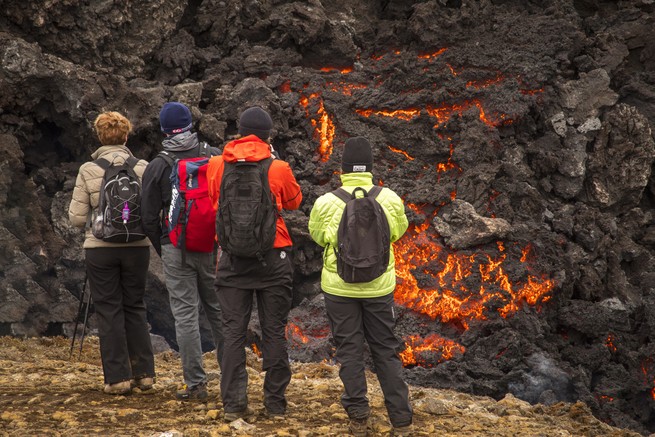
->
xmin=91 ymin=144 xmax=131 ymax=160
xmin=222 ymin=135 xmax=272 ymax=163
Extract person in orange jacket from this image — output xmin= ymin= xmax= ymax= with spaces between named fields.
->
xmin=206 ymin=106 xmax=302 ymax=421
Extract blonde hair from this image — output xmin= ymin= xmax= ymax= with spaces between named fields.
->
xmin=94 ymin=111 xmax=132 ymax=145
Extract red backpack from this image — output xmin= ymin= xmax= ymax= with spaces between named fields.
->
xmin=159 ymin=143 xmax=216 ymax=258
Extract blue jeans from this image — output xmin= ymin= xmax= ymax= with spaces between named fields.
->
xmin=162 ymin=244 xmax=224 ymax=387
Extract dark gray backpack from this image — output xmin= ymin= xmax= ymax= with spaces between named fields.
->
xmin=332 ymin=186 xmax=390 ymax=283
xmin=216 ymin=158 xmax=277 ymax=262
xmin=91 ymin=157 xmax=146 ymax=243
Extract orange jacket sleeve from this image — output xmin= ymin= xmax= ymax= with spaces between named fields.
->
xmin=269 ymin=160 xmax=302 ymax=211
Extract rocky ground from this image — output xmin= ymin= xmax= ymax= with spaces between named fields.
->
xmin=0 ymin=336 xmax=641 ymax=437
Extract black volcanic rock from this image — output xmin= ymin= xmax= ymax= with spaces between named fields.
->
xmin=2 ymin=0 xmax=655 ymax=434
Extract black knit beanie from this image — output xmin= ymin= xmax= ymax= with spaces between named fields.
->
xmin=238 ymin=107 xmax=273 ymax=141
xmin=342 ymin=137 xmax=373 ymax=173
xmin=159 ymin=102 xmax=193 ymax=135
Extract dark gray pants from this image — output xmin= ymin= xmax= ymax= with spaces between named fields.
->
xmin=324 ymin=292 xmax=413 ymax=427
xmin=85 ymin=246 xmax=155 ymax=384
xmin=217 ymin=284 xmax=292 ymax=413
xmin=162 ymin=243 xmax=224 ymax=387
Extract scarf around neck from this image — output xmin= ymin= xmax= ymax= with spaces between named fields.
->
xmin=162 ymin=131 xmax=198 ymax=152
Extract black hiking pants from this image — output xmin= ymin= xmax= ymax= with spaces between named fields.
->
xmin=215 ymin=247 xmax=294 ymax=414
xmin=85 ymin=246 xmax=155 ymax=384
xmin=323 ymin=291 xmax=413 ymax=427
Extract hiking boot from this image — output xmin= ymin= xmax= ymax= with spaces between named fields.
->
xmin=131 ymin=377 xmax=155 ymax=391
xmin=175 ymin=382 xmax=208 ymax=402
xmin=223 ymin=407 xmax=255 ymax=422
xmin=348 ymin=417 xmax=368 ymax=436
xmin=104 ymin=380 xmax=131 ymax=395
xmin=264 ymin=408 xmax=285 ymax=419
xmin=392 ymin=424 xmax=413 ymax=436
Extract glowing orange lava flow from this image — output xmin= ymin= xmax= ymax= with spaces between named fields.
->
xmin=319 ymin=66 xmax=353 ymax=74
xmin=286 ymin=321 xmax=309 ymax=346
xmin=326 ymin=81 xmax=367 ymax=96
xmin=299 ymin=93 xmax=335 ymax=162
xmin=426 ymin=100 xmax=504 ymax=127
xmin=436 ymin=143 xmax=461 ymax=174
xmin=357 ymin=100 xmax=508 ymax=128
xmin=418 ymin=48 xmax=447 ymax=60
xmin=388 ymin=145 xmax=414 ymax=160
xmin=640 ymin=360 xmax=655 ymax=400
xmin=393 ymin=207 xmax=555 ymax=329
xmin=356 ymin=108 xmax=421 ymax=121
xmin=251 ymin=343 xmax=262 ymax=357
xmin=399 ymin=333 xmax=465 ymax=367
xmin=520 ymin=87 xmax=544 ymax=95
xmin=466 ymin=75 xmax=504 ymax=89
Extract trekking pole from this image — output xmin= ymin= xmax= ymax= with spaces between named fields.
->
xmin=77 ymin=281 xmax=92 ymax=360
xmin=69 ymin=274 xmax=88 ymax=360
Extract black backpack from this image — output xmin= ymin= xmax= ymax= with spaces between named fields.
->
xmin=91 ymin=157 xmax=146 ymax=243
xmin=332 ymin=186 xmax=390 ymax=283
xmin=216 ymin=158 xmax=277 ymax=262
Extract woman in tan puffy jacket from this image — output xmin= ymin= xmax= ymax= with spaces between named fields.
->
xmin=68 ymin=111 xmax=155 ymax=395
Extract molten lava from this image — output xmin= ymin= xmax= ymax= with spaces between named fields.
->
xmin=326 ymin=81 xmax=367 ymax=96
xmin=399 ymin=333 xmax=465 ymax=367
xmin=286 ymin=321 xmax=310 ymax=347
xmin=640 ymin=360 xmax=655 ymax=400
xmin=319 ymin=66 xmax=353 ymax=74
xmin=388 ymin=145 xmax=414 ymax=161
xmin=355 ymin=108 xmax=421 ymax=121
xmin=293 ymin=58 xmax=556 ymax=366
xmin=466 ymin=75 xmax=504 ymax=89
xmin=299 ymin=93 xmax=335 ymax=162
xmin=417 ymin=48 xmax=447 ymax=60
xmin=436 ymin=143 xmax=461 ymax=175
xmin=605 ymin=334 xmax=617 ymax=353
xmin=393 ymin=206 xmax=555 ymax=329
xmin=356 ymin=100 xmax=507 ymax=128
xmin=251 ymin=343 xmax=262 ymax=357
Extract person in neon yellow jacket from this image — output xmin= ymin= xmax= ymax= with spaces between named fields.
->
xmin=308 ymin=137 xmax=413 ymax=436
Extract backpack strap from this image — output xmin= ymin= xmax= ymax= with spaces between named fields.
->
xmin=93 ymin=158 xmax=111 ymax=171
xmin=260 ymin=157 xmax=274 ymax=190
xmin=198 ymin=142 xmax=210 ymax=157
xmin=368 ymin=185 xmax=383 ymax=199
xmin=332 ymin=186 xmax=383 ymax=203
xmin=258 ymin=158 xmax=276 ymax=265
xmin=261 ymin=158 xmax=276 ymax=217
xmin=125 ymin=156 xmax=140 ymax=169
xmin=87 ymin=158 xmax=113 ymax=228
xmin=158 ymin=150 xmax=176 ymax=167
xmin=332 ymin=187 xmax=352 ymax=204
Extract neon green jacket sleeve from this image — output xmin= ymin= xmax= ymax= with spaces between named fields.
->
xmin=308 ymin=172 xmax=408 ymax=298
